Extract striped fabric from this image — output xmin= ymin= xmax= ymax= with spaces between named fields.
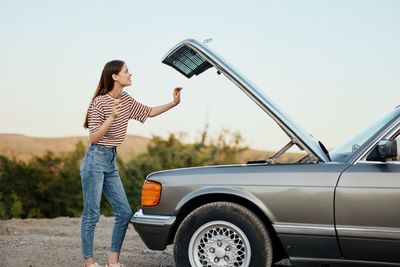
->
xmin=88 ymin=91 xmax=151 ymax=147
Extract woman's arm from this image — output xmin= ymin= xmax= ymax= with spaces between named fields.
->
xmin=149 ymin=87 xmax=182 ymax=118
xmin=89 ymin=101 xmax=123 ymax=143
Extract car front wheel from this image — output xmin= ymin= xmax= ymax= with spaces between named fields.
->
xmin=174 ymin=201 xmax=273 ymax=267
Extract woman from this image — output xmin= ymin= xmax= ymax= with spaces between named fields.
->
xmin=80 ymin=60 xmax=182 ymax=267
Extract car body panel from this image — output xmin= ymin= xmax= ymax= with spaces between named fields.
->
xmin=130 ymin=209 xmax=176 ymax=250
xmin=138 ymin=163 xmax=349 ymax=259
xmin=143 ymin=163 xmax=345 ymax=224
xmin=336 ymin=162 xmax=400 ymax=262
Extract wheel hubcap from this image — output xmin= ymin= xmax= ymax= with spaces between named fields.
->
xmin=188 ymin=220 xmax=251 ymax=267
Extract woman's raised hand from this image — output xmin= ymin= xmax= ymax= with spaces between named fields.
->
xmin=173 ymin=87 xmax=183 ymax=106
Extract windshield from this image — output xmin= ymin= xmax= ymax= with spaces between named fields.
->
xmin=330 ymin=107 xmax=400 ymax=162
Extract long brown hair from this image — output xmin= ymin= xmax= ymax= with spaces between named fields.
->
xmin=83 ymin=60 xmax=125 ymax=128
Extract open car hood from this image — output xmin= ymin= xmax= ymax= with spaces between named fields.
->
xmin=162 ymin=38 xmax=330 ymax=163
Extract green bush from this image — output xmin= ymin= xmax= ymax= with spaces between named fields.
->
xmin=0 ymin=129 xmax=246 ymax=219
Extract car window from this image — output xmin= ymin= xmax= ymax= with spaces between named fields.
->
xmin=329 ymin=108 xmax=399 ymax=162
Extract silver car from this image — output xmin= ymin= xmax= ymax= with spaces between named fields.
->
xmin=131 ymin=39 xmax=400 ymax=267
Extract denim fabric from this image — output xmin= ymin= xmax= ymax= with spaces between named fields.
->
xmin=80 ymin=144 xmax=132 ymax=259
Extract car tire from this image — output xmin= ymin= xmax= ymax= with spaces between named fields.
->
xmin=174 ymin=201 xmax=273 ymax=267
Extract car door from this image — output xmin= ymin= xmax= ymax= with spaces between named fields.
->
xmin=335 ymin=131 xmax=400 ymax=263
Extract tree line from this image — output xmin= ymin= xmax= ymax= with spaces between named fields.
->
xmin=0 ymin=129 xmax=247 ymax=219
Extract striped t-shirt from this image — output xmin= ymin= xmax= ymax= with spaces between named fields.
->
xmin=88 ymin=91 xmax=152 ymax=147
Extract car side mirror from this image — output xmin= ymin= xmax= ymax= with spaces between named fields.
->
xmin=366 ymin=139 xmax=398 ymax=161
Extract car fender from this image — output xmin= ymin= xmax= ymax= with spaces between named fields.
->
xmin=174 ymin=186 xmax=277 ymax=223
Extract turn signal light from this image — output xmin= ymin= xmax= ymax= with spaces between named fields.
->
xmin=141 ymin=181 xmax=162 ymax=207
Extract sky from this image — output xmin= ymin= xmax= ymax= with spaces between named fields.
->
xmin=0 ymin=0 xmax=399 ymax=151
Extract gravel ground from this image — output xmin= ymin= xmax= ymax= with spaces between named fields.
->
xmin=0 ymin=216 xmax=173 ymax=267
xmin=0 ymin=216 xmax=291 ymax=267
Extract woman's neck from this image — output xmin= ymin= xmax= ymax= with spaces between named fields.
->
xmin=109 ymin=85 xmax=123 ymax=99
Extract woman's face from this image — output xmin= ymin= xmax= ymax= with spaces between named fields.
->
xmin=114 ymin=64 xmax=132 ymax=87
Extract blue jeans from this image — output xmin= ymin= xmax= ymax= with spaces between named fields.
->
xmin=80 ymin=144 xmax=132 ymax=259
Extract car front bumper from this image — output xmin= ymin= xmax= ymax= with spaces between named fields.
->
xmin=130 ymin=209 xmax=176 ymax=250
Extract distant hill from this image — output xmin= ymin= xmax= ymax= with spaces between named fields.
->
xmin=0 ymin=134 xmax=302 ymax=163
xmin=0 ymin=134 xmax=150 ymax=162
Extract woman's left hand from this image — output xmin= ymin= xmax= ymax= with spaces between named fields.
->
xmin=148 ymin=87 xmax=183 ymax=118
xmin=173 ymin=87 xmax=183 ymax=106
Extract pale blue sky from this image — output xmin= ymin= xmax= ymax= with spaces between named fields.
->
xmin=1 ymin=0 xmax=399 ymax=150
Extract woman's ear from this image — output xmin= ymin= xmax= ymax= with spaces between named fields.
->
xmin=112 ymin=74 xmax=119 ymax=81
